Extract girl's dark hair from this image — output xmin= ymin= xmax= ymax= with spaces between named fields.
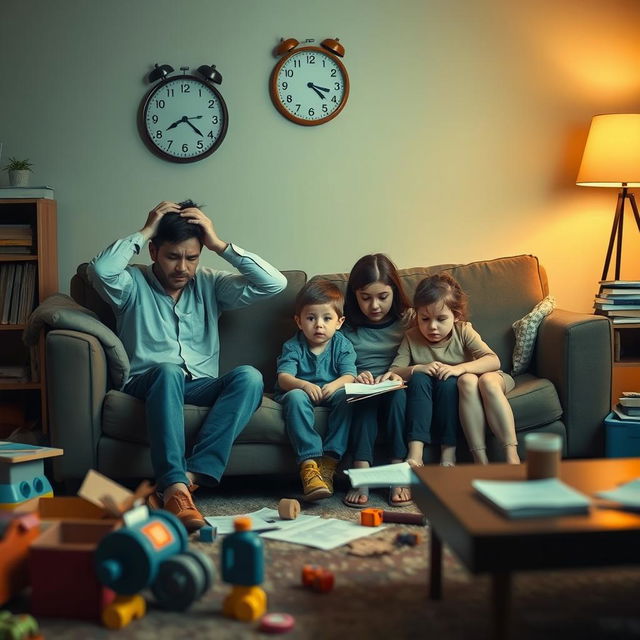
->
xmin=295 ymin=278 xmax=344 ymax=317
xmin=413 ymin=273 xmax=468 ymax=320
xmin=151 ymin=200 xmax=204 ymax=248
xmin=344 ymin=254 xmax=410 ymax=327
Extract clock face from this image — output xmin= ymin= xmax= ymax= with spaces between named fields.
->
xmin=139 ymin=75 xmax=228 ymax=162
xmin=271 ymin=47 xmax=349 ymax=126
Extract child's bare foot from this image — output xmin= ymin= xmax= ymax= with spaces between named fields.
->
xmin=343 ymin=487 xmax=369 ymax=508
xmin=405 ymin=458 xmax=423 ymax=468
xmin=389 ymin=485 xmax=412 ymax=507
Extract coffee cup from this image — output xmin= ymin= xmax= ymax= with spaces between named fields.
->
xmin=525 ymin=433 xmax=562 ymax=480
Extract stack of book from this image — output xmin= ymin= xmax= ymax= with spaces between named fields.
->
xmin=594 ymin=280 xmax=640 ymax=324
xmin=612 ymin=391 xmax=640 ymax=421
xmin=0 ymin=224 xmax=33 ymax=254
xmin=0 ymin=263 xmax=37 ymax=324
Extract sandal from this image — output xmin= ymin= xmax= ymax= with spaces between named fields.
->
xmin=342 ymin=489 xmax=369 ymax=509
xmin=388 ymin=486 xmax=413 ymax=508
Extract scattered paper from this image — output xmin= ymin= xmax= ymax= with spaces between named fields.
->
xmin=596 ymin=478 xmax=640 ymax=509
xmin=204 ymin=507 xmax=320 ymax=535
xmin=344 ymin=461 xmax=418 ymax=488
xmin=261 ymin=517 xmax=387 ymax=550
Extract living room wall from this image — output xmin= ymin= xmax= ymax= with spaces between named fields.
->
xmin=1 ymin=0 xmax=639 ymax=312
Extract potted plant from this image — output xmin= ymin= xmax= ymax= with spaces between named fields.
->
xmin=2 ymin=157 xmax=34 ymax=187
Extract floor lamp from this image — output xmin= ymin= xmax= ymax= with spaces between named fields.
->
xmin=576 ymin=113 xmax=640 ymax=282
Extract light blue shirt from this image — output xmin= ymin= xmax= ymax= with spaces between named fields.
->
xmin=275 ymin=331 xmax=357 ymax=393
xmin=88 ymin=232 xmax=287 ymax=384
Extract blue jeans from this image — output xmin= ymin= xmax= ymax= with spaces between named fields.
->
xmin=349 ymin=389 xmax=407 ymax=463
xmin=406 ymin=372 xmax=460 ymax=446
xmin=124 ymin=363 xmax=263 ymax=491
xmin=276 ymin=388 xmax=352 ymax=465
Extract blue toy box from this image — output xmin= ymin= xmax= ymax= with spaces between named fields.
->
xmin=604 ymin=412 xmax=640 ymax=458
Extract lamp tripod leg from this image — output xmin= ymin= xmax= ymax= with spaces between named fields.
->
xmin=601 ymin=192 xmax=625 ymax=282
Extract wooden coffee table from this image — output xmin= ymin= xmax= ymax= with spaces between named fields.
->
xmin=412 ymin=459 xmax=640 ymax=640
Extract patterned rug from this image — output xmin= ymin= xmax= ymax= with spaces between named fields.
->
xmin=11 ymin=475 xmax=640 ymax=639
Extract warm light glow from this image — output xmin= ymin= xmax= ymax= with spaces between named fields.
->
xmin=576 ymin=114 xmax=640 ymax=187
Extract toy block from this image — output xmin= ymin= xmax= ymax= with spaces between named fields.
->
xmin=0 ymin=511 xmax=40 ymax=605
xmin=29 ymin=519 xmax=117 ymax=620
xmin=102 ymin=594 xmax=146 ymax=629
xmin=381 ymin=511 xmax=426 ymax=526
xmin=360 ymin=507 xmax=384 ymax=527
xmin=199 ymin=525 xmax=217 ymax=542
xmin=301 ymin=565 xmax=334 ymax=593
xmin=278 ymin=498 xmax=300 ymax=520
xmin=395 ymin=532 xmax=421 ymax=546
xmin=0 ymin=441 xmax=63 ymax=511
xmin=222 ymin=585 xmax=267 ymax=621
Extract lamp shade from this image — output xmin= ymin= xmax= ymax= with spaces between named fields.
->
xmin=576 ymin=114 xmax=640 ymax=187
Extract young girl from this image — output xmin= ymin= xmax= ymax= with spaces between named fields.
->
xmin=343 ymin=254 xmax=440 ymax=507
xmin=389 ymin=273 xmax=520 ymax=466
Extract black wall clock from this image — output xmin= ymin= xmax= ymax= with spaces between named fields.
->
xmin=270 ymin=38 xmax=349 ymax=126
xmin=139 ymin=64 xmax=229 ymax=163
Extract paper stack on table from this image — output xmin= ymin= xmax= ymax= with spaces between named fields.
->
xmin=472 ymin=478 xmax=591 ymax=519
xmin=596 ymin=478 xmax=640 ymax=510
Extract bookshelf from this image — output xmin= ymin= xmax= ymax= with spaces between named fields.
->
xmin=0 ymin=198 xmax=58 ymax=434
xmin=611 ymin=324 xmax=640 ymax=409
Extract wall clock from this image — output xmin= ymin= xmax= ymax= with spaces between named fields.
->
xmin=270 ymin=38 xmax=349 ymax=126
xmin=138 ymin=64 xmax=229 ymax=163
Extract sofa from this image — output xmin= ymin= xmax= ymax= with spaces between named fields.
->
xmin=45 ymin=254 xmax=612 ymax=484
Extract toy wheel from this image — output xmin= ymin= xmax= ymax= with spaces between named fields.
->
xmin=151 ymin=551 xmax=213 ymax=611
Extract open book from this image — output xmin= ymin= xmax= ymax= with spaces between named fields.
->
xmin=344 ymin=380 xmax=406 ymax=403
xmin=472 ymin=478 xmax=591 ymax=519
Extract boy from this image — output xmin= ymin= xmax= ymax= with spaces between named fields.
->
xmin=275 ymin=279 xmax=357 ymax=500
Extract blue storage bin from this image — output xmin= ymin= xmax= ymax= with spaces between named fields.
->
xmin=604 ymin=411 xmax=640 ymax=457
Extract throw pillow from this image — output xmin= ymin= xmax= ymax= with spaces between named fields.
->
xmin=511 ymin=295 xmax=556 ymax=376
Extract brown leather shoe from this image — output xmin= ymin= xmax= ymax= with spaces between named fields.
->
xmin=162 ymin=490 xmax=206 ymax=533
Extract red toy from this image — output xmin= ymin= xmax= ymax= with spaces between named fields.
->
xmin=301 ymin=565 xmax=334 ymax=593
xmin=0 ymin=511 xmax=40 ymax=605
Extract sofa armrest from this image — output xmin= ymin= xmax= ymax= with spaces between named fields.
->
xmin=535 ymin=309 xmax=611 ymax=458
xmin=46 ymin=329 xmax=110 ymax=482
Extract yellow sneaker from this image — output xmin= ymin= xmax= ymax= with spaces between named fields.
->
xmin=300 ymin=460 xmax=331 ymax=501
xmin=317 ymin=456 xmax=338 ymax=494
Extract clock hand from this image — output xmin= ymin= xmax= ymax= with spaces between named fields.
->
xmin=307 ymin=82 xmax=326 ymax=100
xmin=186 ymin=120 xmax=204 ymax=136
xmin=166 ymin=119 xmax=182 ymax=131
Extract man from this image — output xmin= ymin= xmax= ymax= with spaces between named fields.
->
xmin=88 ymin=200 xmax=287 ymax=532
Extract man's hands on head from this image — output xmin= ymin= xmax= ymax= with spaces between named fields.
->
xmin=141 ymin=201 xmax=228 ymax=254
xmin=141 ymin=201 xmax=181 ymax=241
xmin=179 ymin=205 xmax=228 ymax=254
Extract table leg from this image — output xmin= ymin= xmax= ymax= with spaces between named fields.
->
xmin=491 ymin=571 xmax=512 ymax=640
xmin=429 ymin=529 xmax=442 ymax=600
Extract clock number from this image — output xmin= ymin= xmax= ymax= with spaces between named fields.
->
xmin=331 ymin=96 xmax=338 ymax=104
xmin=322 ymin=104 xmax=328 ymax=113
xmin=282 ymin=82 xmax=288 ymax=90
xmin=330 ymin=69 xmax=337 ymax=78
xmin=306 ymin=54 xmax=315 ymax=64
xmin=295 ymin=104 xmax=301 ymax=113
xmin=152 ymin=115 xmax=158 ymax=124
xmin=197 ymin=141 xmax=204 ymax=150
xmin=167 ymin=140 xmax=173 ymax=149
xmin=308 ymin=107 xmax=315 ymax=117
xmin=286 ymin=95 xmax=292 ymax=104
xmin=293 ymin=59 xmax=301 ymax=68
xmin=181 ymin=83 xmax=190 ymax=93
xmin=335 ymin=82 xmax=341 ymax=90
xmin=207 ymin=131 xmax=214 ymax=139
xmin=165 ymin=88 xmax=174 ymax=97
xmin=284 ymin=69 xmax=293 ymax=77
xmin=211 ymin=115 xmax=219 ymax=124
xmin=182 ymin=143 xmax=189 ymax=153
xmin=155 ymin=130 xmax=163 ymax=139
xmin=208 ymin=99 xmax=216 ymax=108
xmin=155 ymin=99 xmax=165 ymax=109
